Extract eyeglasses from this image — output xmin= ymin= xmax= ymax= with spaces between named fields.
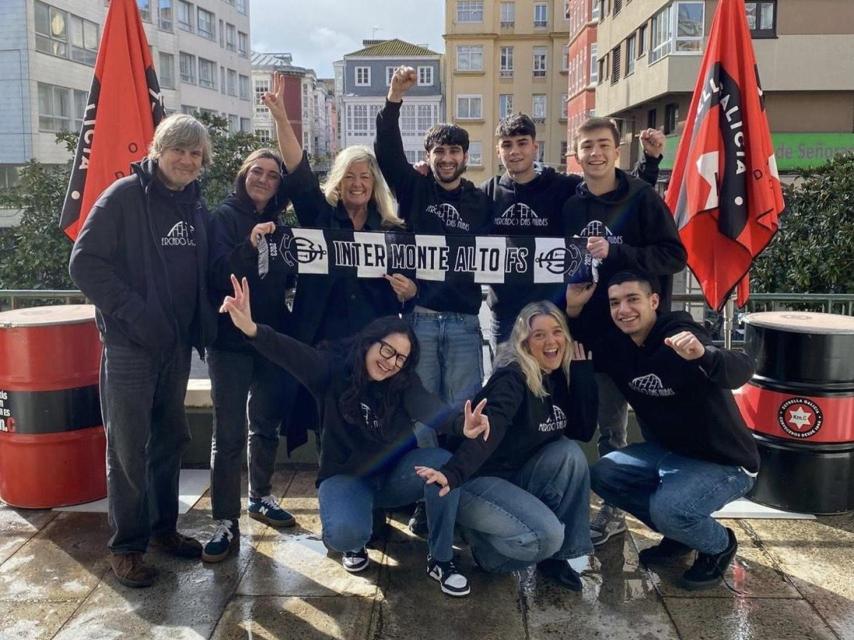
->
xmin=378 ymin=340 xmax=408 ymax=368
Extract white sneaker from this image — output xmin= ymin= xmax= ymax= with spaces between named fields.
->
xmin=342 ymin=548 xmax=369 ymax=573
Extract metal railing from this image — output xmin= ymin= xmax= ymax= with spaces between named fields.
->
xmin=0 ymin=289 xmax=88 ymax=310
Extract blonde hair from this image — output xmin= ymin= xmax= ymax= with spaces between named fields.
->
xmin=147 ymin=114 xmax=212 ymax=166
xmin=321 ymin=145 xmax=403 ymax=229
xmin=494 ymin=301 xmax=573 ymax=398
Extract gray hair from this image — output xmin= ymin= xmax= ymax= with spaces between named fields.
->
xmin=147 ymin=114 xmax=212 ymax=166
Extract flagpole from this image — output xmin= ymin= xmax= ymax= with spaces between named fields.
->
xmin=723 ymin=294 xmax=734 ymax=350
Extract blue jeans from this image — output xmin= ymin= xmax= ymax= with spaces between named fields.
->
xmin=100 ymin=342 xmax=192 ymax=554
xmin=207 ymin=348 xmax=292 ymax=521
xmin=595 ymin=373 xmax=629 ymax=458
xmin=408 ymin=311 xmax=484 ymax=447
xmin=318 ymin=447 xmax=459 ymax=562
xmin=456 ymin=437 xmax=593 ymax=573
xmin=590 ymin=442 xmax=755 ymax=555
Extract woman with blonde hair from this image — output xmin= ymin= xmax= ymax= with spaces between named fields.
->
xmin=416 ymin=300 xmax=598 ymax=590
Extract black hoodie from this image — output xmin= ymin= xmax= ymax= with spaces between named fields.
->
xmin=562 ymin=169 xmax=687 ymax=330
xmin=69 ymin=158 xmax=217 ymax=354
xmin=439 ymin=359 xmax=598 ymax=489
xmin=573 ymin=311 xmax=760 ymax=471
xmin=375 ymin=100 xmax=491 ymax=315
xmin=481 ymin=158 xmax=661 ymax=341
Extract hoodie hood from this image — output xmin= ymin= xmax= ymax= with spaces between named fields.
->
xmin=132 ymin=157 xmax=202 ymax=204
xmin=497 ymin=164 xmax=560 ymax=194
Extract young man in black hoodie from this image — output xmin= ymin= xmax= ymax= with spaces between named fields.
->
xmin=482 ymin=113 xmax=665 ymax=342
xmin=69 ymin=114 xmax=218 ymax=588
xmin=566 ymin=271 xmax=759 ymax=590
xmin=562 ymin=117 xmax=687 ymax=546
xmin=376 ymin=66 xmax=493 ymax=535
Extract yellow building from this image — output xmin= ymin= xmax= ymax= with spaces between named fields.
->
xmin=444 ymin=0 xmax=571 ymax=182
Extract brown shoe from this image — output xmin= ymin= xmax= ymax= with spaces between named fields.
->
xmin=150 ymin=531 xmax=203 ymax=559
xmin=110 ymin=553 xmax=157 ymax=588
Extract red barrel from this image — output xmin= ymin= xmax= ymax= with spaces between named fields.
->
xmin=0 ymin=305 xmax=106 ymax=508
xmin=735 ymin=311 xmax=854 ymax=514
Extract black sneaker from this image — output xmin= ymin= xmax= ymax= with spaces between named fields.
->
xmin=342 ymin=548 xmax=370 ymax=573
xmin=537 ymin=558 xmax=582 ymax=592
xmin=590 ymin=505 xmax=627 ymax=546
xmin=427 ymin=556 xmax=470 ymax=597
xmin=681 ymin=528 xmax=738 ymax=590
xmin=408 ymin=502 xmax=428 ymax=538
xmin=638 ymin=537 xmax=694 ymax=566
xmin=202 ymin=519 xmax=240 ymax=563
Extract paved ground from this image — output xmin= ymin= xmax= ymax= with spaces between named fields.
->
xmin=1 ymin=467 xmax=852 ymax=640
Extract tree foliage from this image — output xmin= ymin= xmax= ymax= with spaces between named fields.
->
xmin=751 ymin=153 xmax=854 ymax=294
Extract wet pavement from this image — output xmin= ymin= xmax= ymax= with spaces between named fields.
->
xmin=1 ymin=468 xmax=852 ymax=640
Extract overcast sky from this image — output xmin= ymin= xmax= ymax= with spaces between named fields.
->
xmin=250 ymin=0 xmax=446 ymax=78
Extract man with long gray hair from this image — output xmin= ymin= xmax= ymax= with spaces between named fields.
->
xmin=70 ymin=113 xmax=218 ymax=588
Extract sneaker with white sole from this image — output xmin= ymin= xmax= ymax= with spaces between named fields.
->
xmin=427 ymin=556 xmax=470 ymax=597
xmin=342 ymin=548 xmax=370 ymax=573
xmin=590 ymin=504 xmax=627 ymax=546
xmin=248 ymin=495 xmax=296 ymax=528
xmin=202 ymin=519 xmax=240 ymax=563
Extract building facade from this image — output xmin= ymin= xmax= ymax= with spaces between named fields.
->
xmin=340 ymin=39 xmax=443 ymax=164
xmin=565 ymin=0 xmax=601 ymax=172
xmin=0 ymin=0 xmax=252 ymax=225
xmin=444 ymin=0 xmax=571 ymax=181
xmin=593 ymin=0 xmax=854 ymax=174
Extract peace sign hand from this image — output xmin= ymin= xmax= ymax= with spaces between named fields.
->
xmin=462 ymin=398 xmax=490 ymax=441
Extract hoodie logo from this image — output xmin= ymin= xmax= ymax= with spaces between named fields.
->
xmin=538 ymin=405 xmax=567 ymax=433
xmin=496 ymin=203 xmax=548 ymax=228
xmin=360 ymin=402 xmax=380 ymax=431
xmin=426 ymin=202 xmax=470 ymax=231
xmin=162 ymin=221 xmax=195 ymax=247
xmin=579 ymin=220 xmax=623 ymax=244
xmin=629 ymin=374 xmax=676 ymax=397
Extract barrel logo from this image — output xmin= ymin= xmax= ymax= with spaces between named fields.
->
xmin=777 ymin=397 xmax=823 ymax=439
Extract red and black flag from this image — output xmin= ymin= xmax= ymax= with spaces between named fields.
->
xmin=59 ymin=0 xmax=164 ymax=241
xmin=665 ymin=0 xmax=784 ymax=310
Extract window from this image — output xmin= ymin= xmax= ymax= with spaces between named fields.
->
xmin=355 ymin=66 xmax=370 ymax=86
xmin=614 ymin=0 xmax=623 ymax=15
xmin=499 ymin=94 xmax=513 ymax=118
xmin=385 ymin=66 xmax=396 ymax=86
xmin=197 ymin=8 xmax=214 ymax=39
xmin=400 ymin=105 xmax=418 ymax=134
xmin=638 ymin=24 xmax=647 ymax=55
xmin=626 ymin=35 xmax=636 ymax=75
xmin=418 ymin=66 xmax=433 ymax=86
xmin=746 ymin=1 xmax=776 ymax=37
xmin=239 ymin=74 xmax=250 ymax=100
xmin=238 ymin=31 xmax=248 ymax=56
xmin=468 ymin=141 xmax=483 ymax=166
xmin=37 ymin=82 xmax=86 ymax=132
xmin=457 ymin=0 xmax=483 ymax=22
xmin=591 ymin=0 xmax=601 ymax=20
xmin=533 ymin=3 xmax=548 ymax=27
xmin=559 ymin=94 xmax=567 ymax=120
xmin=647 ymin=108 xmax=657 ymax=129
xmin=254 ymin=79 xmax=269 ymax=115
xmin=180 ymin=104 xmax=196 ymax=114
xmin=457 ymin=45 xmax=484 ymax=71
xmin=650 ymin=5 xmax=672 ymax=63
xmin=456 ymin=95 xmax=482 ymax=119
xmin=500 ymin=2 xmax=515 ymax=27
xmin=228 ymin=114 xmax=239 ymax=133
xmin=227 ymin=69 xmax=237 ymax=96
xmin=240 ymin=118 xmax=251 ymax=133
xmin=198 ymin=58 xmax=216 ymax=89
xmin=675 ymin=2 xmax=704 ymax=52
xmin=664 ymin=103 xmax=678 ymax=134
xmin=256 ymin=129 xmax=271 ymax=142
xmin=417 ymin=104 xmax=436 ymax=131
xmin=561 ymin=45 xmax=570 ymax=72
xmin=590 ymin=43 xmax=598 ymax=83
xmin=235 ymin=0 xmax=247 ymax=14
xmin=225 ymin=23 xmax=236 ymax=51
xmin=218 ymin=19 xmax=224 ymax=47
xmin=159 ymin=52 xmax=175 ymax=89
xmin=179 ymin=51 xmax=196 ymax=83
xmin=533 ymin=47 xmax=547 ymax=77
xmin=159 ymin=0 xmax=173 ymax=30
xmin=220 ymin=66 xmax=226 ymax=94
xmin=348 ymin=104 xmax=369 ymax=135
xmin=499 ymin=46 xmax=514 ymax=77
xmin=532 ymin=94 xmax=546 ymax=121
xmin=137 ymin=0 xmax=151 ymax=21
xmin=610 ymin=45 xmax=621 ymax=84
xmin=35 ymin=2 xmax=99 ymax=66
xmin=177 ymin=1 xmax=192 ymax=31
xmin=536 ymin=142 xmax=545 ymax=163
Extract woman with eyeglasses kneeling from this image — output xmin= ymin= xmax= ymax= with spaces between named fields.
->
xmin=416 ymin=301 xmax=598 ymax=590
xmin=220 ymin=275 xmax=490 ymax=597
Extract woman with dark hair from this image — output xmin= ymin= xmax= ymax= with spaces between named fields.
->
xmin=416 ymin=301 xmax=598 ymax=590
xmin=204 ymin=148 xmax=297 ymax=563
xmin=219 ymin=275 xmax=490 ymax=597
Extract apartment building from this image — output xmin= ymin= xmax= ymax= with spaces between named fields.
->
xmin=594 ymin=0 xmax=854 ymax=175
xmin=0 ymin=0 xmax=252 ymax=225
xmin=444 ymin=0 xmax=571 ymax=181
xmin=339 ymin=39 xmax=443 ymax=164
xmin=565 ymin=0 xmax=601 ymax=172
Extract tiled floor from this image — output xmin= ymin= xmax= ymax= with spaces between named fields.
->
xmin=1 ymin=468 xmax=852 ymax=640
